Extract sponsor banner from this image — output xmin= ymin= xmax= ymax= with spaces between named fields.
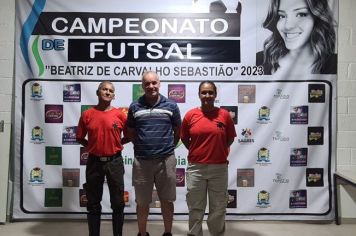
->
xmin=14 ymin=0 xmax=337 ymax=220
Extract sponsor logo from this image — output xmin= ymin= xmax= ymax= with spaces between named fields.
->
xmin=62 ymin=168 xmax=80 ymax=187
xmin=80 ymin=147 xmax=89 ymax=165
xmin=79 ymin=189 xmax=88 ymax=207
xmin=45 ymin=188 xmax=63 ymax=207
xmin=227 ymin=189 xmax=237 ymax=208
xmin=273 ymin=88 xmax=289 ymax=99
xmin=308 ymin=127 xmax=324 ymax=145
xmin=257 ymin=147 xmax=271 ymax=165
xmin=290 ymin=148 xmax=308 ymax=166
xmin=45 ymin=104 xmax=63 ymax=123
xmin=168 ymin=84 xmax=185 ymax=103
xmin=306 ymin=168 xmax=324 ymax=187
xmin=31 ymin=126 xmax=45 ymax=143
xmin=62 ymin=126 xmax=78 ymax=144
xmin=30 ymin=82 xmax=43 ymax=100
xmin=257 ymin=106 xmax=271 ymax=124
xmin=289 ymin=189 xmax=307 ymax=208
xmin=132 ymin=84 xmax=144 ymax=101
xmin=176 ymin=168 xmax=185 ymax=187
xmin=237 ymin=168 xmax=254 ymax=187
xmin=256 ymin=190 xmax=270 ymax=207
xmin=272 ymin=131 xmax=289 ymax=142
xmin=63 ymin=83 xmax=81 ymax=102
xmin=238 ymin=85 xmax=256 ymax=103
xmin=238 ymin=128 xmax=254 ymax=143
xmin=272 ymin=173 xmax=289 ymax=184
xmin=308 ymin=84 xmax=325 ymax=103
xmin=29 ymin=167 xmax=44 ymax=184
xmin=290 ymin=106 xmax=308 ymax=124
xmin=45 ymin=146 xmax=62 ymax=165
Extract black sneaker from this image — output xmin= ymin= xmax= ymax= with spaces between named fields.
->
xmin=162 ymin=233 xmax=172 ymax=236
xmin=137 ymin=233 xmax=150 ymax=236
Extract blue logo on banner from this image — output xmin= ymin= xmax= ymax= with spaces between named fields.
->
xmin=257 ymin=190 xmax=270 ymax=207
xmin=257 ymin=106 xmax=270 ymax=123
xmin=29 ymin=167 xmax=44 ymax=184
xmin=257 ymin=147 xmax=271 ymax=164
xmin=31 ymin=82 xmax=43 ymax=100
xmin=31 ymin=126 xmax=44 ymax=143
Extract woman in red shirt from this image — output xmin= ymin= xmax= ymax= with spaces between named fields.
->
xmin=181 ymin=81 xmax=236 ymax=236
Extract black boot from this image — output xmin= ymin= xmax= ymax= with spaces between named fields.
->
xmin=112 ymin=209 xmax=124 ymax=236
xmin=87 ymin=214 xmax=101 ymax=236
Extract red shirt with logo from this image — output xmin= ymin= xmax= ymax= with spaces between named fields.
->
xmin=180 ymin=107 xmax=236 ymax=164
xmin=77 ymin=107 xmax=127 ymax=156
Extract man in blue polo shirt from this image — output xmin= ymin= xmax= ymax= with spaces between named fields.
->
xmin=127 ymin=71 xmax=181 ymax=236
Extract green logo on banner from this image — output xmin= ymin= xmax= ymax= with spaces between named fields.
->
xmin=45 ymin=146 xmax=62 ymax=165
xmin=44 ymin=188 xmax=63 ymax=207
xmin=81 ymin=105 xmax=94 ymax=114
xmin=132 ymin=84 xmax=144 ymax=101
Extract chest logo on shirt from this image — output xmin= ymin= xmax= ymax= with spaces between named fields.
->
xmin=216 ymin=121 xmax=225 ymax=130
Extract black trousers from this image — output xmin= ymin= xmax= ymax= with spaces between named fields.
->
xmin=84 ymin=154 xmax=125 ymax=214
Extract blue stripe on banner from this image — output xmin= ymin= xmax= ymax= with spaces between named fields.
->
xmin=20 ymin=0 xmax=46 ymax=74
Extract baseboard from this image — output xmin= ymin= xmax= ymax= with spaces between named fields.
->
xmin=339 ymin=218 xmax=356 ymax=224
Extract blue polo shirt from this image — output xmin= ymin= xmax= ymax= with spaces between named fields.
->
xmin=127 ymin=94 xmax=181 ymax=159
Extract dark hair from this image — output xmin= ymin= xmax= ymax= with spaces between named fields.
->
xmin=198 ymin=81 xmax=217 ymax=94
xmin=262 ymin=0 xmax=336 ymax=73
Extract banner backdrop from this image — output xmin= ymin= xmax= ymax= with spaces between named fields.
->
xmin=14 ymin=0 xmax=338 ymax=220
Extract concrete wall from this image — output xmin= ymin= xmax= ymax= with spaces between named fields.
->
xmin=0 ymin=0 xmax=356 ymax=221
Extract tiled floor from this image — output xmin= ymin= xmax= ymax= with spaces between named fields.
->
xmin=0 ymin=220 xmax=356 ymax=236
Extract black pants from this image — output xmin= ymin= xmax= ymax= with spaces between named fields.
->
xmin=84 ymin=154 xmax=125 ymax=214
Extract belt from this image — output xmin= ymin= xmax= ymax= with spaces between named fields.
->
xmin=92 ymin=152 xmax=122 ymax=162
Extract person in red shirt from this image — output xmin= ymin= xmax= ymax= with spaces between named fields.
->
xmin=77 ymin=81 xmax=128 ymax=236
xmin=180 ymin=81 xmax=236 ymax=236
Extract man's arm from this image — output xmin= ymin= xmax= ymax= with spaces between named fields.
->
xmin=180 ymin=136 xmax=190 ymax=149
xmin=227 ymin=138 xmax=235 ymax=147
xmin=76 ymin=115 xmax=88 ymax=147
xmin=120 ymin=113 xmax=131 ymax=145
xmin=76 ymin=137 xmax=88 ymax=147
xmin=173 ymin=124 xmax=181 ymax=147
xmin=126 ymin=127 xmax=137 ymax=143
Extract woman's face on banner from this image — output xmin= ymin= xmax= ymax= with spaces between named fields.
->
xmin=276 ymin=0 xmax=315 ymax=51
